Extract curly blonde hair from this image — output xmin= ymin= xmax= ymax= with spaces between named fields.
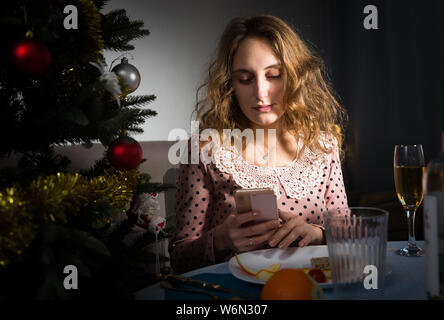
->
xmin=194 ymin=15 xmax=347 ymax=157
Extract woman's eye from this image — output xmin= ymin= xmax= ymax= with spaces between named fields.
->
xmin=236 ymin=72 xmax=281 ymax=84
xmin=239 ymin=78 xmax=253 ymax=84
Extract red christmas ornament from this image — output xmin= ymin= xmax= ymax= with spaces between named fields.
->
xmin=11 ymin=38 xmax=51 ymax=76
xmin=107 ymin=136 xmax=143 ymax=171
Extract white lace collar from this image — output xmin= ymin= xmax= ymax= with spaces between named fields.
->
xmin=212 ymin=139 xmax=333 ymax=200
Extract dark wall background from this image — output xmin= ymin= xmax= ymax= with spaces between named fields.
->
xmin=314 ymin=0 xmax=444 ymax=239
xmin=321 ymin=0 xmax=444 ymax=198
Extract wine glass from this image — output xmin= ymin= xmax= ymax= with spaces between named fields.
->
xmin=393 ymin=144 xmax=425 ymax=257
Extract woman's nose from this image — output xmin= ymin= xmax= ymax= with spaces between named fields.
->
xmin=254 ymin=78 xmax=269 ymax=101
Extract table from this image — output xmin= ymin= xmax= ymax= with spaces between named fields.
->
xmin=135 ymin=241 xmax=427 ymax=300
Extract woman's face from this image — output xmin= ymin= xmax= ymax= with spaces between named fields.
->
xmin=232 ymin=37 xmax=287 ymax=130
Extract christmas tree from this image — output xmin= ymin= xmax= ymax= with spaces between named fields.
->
xmin=0 ymin=0 xmax=174 ymax=299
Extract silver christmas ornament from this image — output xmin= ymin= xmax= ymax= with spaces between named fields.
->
xmin=111 ymin=57 xmax=141 ymax=94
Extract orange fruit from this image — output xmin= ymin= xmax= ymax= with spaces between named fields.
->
xmin=260 ymin=269 xmax=324 ymax=300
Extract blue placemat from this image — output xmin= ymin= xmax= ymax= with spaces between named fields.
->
xmin=164 ymin=273 xmax=263 ymax=300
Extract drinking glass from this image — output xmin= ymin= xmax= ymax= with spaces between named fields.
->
xmin=324 ymin=207 xmax=389 ymax=299
xmin=393 ymin=144 xmax=425 ymax=257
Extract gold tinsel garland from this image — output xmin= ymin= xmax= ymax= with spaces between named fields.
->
xmin=0 ymin=188 xmax=34 ymax=268
xmin=0 ymin=169 xmax=139 ymax=267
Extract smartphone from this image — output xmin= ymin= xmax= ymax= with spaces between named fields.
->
xmin=234 ymin=188 xmax=279 ymax=222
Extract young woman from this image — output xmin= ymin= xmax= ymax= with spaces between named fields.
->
xmin=169 ymin=15 xmax=348 ymax=273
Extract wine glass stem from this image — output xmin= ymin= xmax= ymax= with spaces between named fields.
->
xmin=405 ymin=208 xmax=418 ymax=249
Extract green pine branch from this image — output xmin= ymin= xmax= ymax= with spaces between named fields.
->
xmin=121 ymin=94 xmax=157 ymax=108
xmin=96 ymin=107 xmax=158 ymax=145
xmin=102 ymin=9 xmax=150 ymax=51
xmin=93 ymin=0 xmax=108 ymax=11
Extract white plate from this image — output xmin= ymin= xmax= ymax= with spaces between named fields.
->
xmin=228 ymin=246 xmax=392 ymax=289
xmin=228 ymin=245 xmax=334 ymax=288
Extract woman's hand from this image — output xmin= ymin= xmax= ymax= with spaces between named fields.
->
xmin=268 ymin=210 xmax=323 ymax=250
xmin=214 ymin=211 xmax=280 ymax=254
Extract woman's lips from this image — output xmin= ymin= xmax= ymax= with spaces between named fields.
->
xmin=253 ymin=104 xmax=272 ymax=112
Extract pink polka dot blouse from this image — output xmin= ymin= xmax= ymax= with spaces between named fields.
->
xmin=168 ymin=134 xmax=348 ymax=273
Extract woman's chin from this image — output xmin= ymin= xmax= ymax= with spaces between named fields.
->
xmin=248 ymin=117 xmax=281 ymax=129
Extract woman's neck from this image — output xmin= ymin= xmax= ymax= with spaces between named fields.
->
xmin=247 ymin=121 xmax=290 ymax=148
xmin=239 ymin=124 xmax=298 ymax=167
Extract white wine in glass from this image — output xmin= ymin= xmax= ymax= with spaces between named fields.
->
xmin=394 ymin=166 xmax=425 ymax=209
xmin=394 ymin=145 xmax=425 ymax=257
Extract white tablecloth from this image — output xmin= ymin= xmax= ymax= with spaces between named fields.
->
xmin=135 ymin=241 xmax=427 ymax=300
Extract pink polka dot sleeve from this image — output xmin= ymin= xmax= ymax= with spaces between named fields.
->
xmin=168 ymin=162 xmax=216 ymax=274
xmin=310 ymin=139 xmax=348 ymax=244
xmin=324 ymin=140 xmax=348 ymax=211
